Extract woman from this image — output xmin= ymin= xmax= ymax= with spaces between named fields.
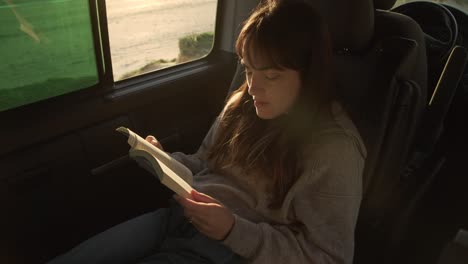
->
xmin=48 ymin=1 xmax=366 ymax=263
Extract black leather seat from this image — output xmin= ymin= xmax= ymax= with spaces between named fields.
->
xmin=348 ymin=0 xmax=428 ymax=262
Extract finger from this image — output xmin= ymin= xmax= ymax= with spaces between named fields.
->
xmin=178 ymin=202 xmax=213 ymax=228
xmin=175 ymin=194 xmax=207 ymax=210
xmin=174 ymin=196 xmax=209 ymax=234
xmin=153 ymin=140 xmax=161 ymax=147
xmin=183 ymin=207 xmax=209 ymax=228
xmin=174 ymin=195 xmax=204 ymax=216
xmin=145 ymin=135 xmax=162 ymax=148
xmin=189 ymin=215 xmax=210 ymax=231
xmin=191 ymin=190 xmax=219 ymax=204
xmin=145 ymin=135 xmax=156 ymax=143
xmin=174 ymin=195 xmax=221 ymax=229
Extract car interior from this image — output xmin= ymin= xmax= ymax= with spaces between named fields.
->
xmin=1 ymin=0 xmax=468 ymax=263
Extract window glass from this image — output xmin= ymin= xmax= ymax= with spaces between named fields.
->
xmin=394 ymin=0 xmax=468 ymax=13
xmin=106 ymin=0 xmax=217 ymax=81
xmin=0 ymin=0 xmax=99 ymax=112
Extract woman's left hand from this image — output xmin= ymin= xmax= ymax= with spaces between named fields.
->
xmin=174 ymin=190 xmax=235 ymax=241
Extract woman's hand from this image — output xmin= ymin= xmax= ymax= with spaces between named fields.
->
xmin=174 ymin=190 xmax=235 ymax=241
xmin=145 ymin=135 xmax=163 ymax=150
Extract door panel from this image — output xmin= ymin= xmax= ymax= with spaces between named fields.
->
xmin=0 ymin=50 xmax=238 ymax=263
xmin=1 ymin=133 xmax=88 ymax=263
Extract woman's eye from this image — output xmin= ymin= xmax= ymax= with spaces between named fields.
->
xmin=265 ymin=73 xmax=279 ymax=80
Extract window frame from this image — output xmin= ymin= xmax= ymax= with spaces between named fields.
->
xmin=105 ymin=0 xmax=223 ymax=91
xmin=0 ymin=0 xmax=223 ymax=114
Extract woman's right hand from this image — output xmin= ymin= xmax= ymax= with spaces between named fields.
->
xmin=145 ymin=135 xmax=163 ymax=150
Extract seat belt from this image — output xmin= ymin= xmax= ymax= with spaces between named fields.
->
xmin=402 ymin=46 xmax=468 ymax=184
xmin=438 ymin=229 xmax=468 ymax=264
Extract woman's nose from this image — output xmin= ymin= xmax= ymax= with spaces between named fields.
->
xmin=247 ymin=73 xmax=262 ymax=96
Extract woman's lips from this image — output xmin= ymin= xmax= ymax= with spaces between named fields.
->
xmin=254 ymin=100 xmax=268 ymax=108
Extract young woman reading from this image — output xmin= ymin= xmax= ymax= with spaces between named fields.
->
xmin=48 ymin=1 xmax=366 ymax=263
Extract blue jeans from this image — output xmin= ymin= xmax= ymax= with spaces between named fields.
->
xmin=47 ymin=200 xmax=243 ymax=264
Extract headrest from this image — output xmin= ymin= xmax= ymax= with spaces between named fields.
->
xmin=308 ymin=0 xmax=375 ymax=52
xmin=374 ymin=0 xmax=396 ymax=10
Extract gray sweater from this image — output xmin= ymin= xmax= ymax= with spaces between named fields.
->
xmin=171 ymin=102 xmax=366 ymax=264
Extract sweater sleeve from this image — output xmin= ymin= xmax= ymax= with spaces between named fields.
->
xmin=222 ymin=132 xmax=366 ymax=264
xmin=170 ymin=118 xmax=219 ymax=176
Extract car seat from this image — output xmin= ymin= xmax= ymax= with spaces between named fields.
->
xmin=227 ymin=0 xmax=428 ymax=262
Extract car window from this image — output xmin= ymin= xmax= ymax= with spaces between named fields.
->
xmin=106 ymin=0 xmax=218 ymax=81
xmin=0 ymin=0 xmax=99 ymax=112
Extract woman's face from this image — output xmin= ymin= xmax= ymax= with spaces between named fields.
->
xmin=242 ymin=52 xmax=301 ymax=120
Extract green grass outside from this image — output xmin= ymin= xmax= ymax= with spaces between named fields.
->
xmin=0 ymin=0 xmax=98 ymax=111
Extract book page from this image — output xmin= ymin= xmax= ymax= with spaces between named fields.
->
xmin=130 ymin=149 xmax=193 ymax=198
xmin=117 ymin=127 xmax=193 ymax=184
xmin=158 ymin=158 xmax=193 ymax=198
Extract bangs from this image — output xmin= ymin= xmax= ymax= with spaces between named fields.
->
xmin=236 ymin=17 xmax=304 ymax=71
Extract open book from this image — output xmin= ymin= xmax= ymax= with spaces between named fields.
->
xmin=116 ymin=127 xmax=193 ymax=198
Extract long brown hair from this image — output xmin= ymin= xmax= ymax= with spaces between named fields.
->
xmin=208 ymin=1 xmax=334 ymax=208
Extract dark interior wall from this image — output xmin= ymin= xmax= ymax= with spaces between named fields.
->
xmin=0 ymin=51 xmax=237 ymax=264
